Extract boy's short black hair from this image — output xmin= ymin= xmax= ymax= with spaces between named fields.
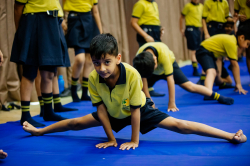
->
xmin=90 ymin=33 xmax=118 ymax=59
xmin=236 ymin=25 xmax=250 ymax=40
xmin=133 ymin=52 xmax=155 ymax=78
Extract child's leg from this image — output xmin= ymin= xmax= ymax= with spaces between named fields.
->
xmin=34 ymin=70 xmax=44 ymax=117
xmin=246 ymin=47 xmax=250 ymax=75
xmin=204 ymin=68 xmax=217 ymax=90
xmin=23 ymin=114 xmax=102 ymax=136
xmin=71 ymin=52 xmax=85 ymax=102
xmin=179 ymin=81 xmax=234 ymax=105
xmin=191 ymin=50 xmax=200 ymax=76
xmin=81 ymin=53 xmax=93 ymax=101
xmin=157 ymin=117 xmax=247 ymax=143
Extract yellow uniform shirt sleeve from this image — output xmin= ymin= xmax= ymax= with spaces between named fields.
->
xmin=94 ymin=0 xmax=98 ymax=4
xmin=88 ymin=76 xmax=103 ymax=106
xmin=202 ymin=0 xmax=209 ymax=18
xmin=129 ymin=78 xmax=143 ymax=108
xmin=57 ymin=1 xmax=64 ymax=17
xmin=132 ymin=1 xmax=144 ymax=18
xmin=181 ymin=3 xmax=190 ymax=16
xmin=234 ymin=0 xmax=240 ymax=11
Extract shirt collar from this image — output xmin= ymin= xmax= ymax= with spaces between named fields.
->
xmin=213 ymin=0 xmax=222 ymax=2
xmin=191 ymin=2 xmax=199 ymax=6
xmin=99 ymin=63 xmax=126 ymax=85
xmin=144 ymin=46 xmax=159 ymax=59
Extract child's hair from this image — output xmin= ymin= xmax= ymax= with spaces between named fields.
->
xmin=236 ymin=25 xmax=250 ymax=40
xmin=133 ymin=52 xmax=155 ymax=78
xmin=90 ymin=33 xmax=118 ymax=59
xmin=225 ymin=17 xmax=234 ymax=26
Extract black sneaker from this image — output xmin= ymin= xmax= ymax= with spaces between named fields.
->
xmin=149 ymin=90 xmax=165 ymax=97
xmin=60 ymin=88 xmax=71 ymax=97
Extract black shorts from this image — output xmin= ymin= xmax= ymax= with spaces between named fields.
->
xmin=11 ymin=13 xmax=70 ymax=67
xmin=23 ymin=65 xmax=57 ymax=80
xmin=147 ymin=61 xmax=189 ymax=86
xmin=196 ymin=46 xmax=217 ymax=72
xmin=66 ymin=11 xmax=100 ymax=49
xmin=137 ymin=25 xmax=161 ymax=47
xmin=92 ymin=98 xmax=169 ymax=134
xmin=221 ymin=61 xmax=229 ymax=78
xmin=185 ymin=26 xmax=201 ymax=50
xmin=202 ymin=21 xmax=225 ymax=40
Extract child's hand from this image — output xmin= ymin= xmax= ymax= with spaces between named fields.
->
xmin=61 ymin=19 xmax=68 ymax=32
xmin=95 ymin=140 xmax=117 ymax=149
xmin=119 ymin=141 xmax=138 ymax=150
xmin=144 ymin=35 xmax=154 ymax=43
xmin=168 ymin=102 xmax=179 ymax=112
xmin=0 ymin=50 xmax=4 ymax=66
xmin=160 ymin=27 xmax=165 ymax=38
xmin=239 ymin=14 xmax=247 ymax=22
xmin=205 ymin=34 xmax=210 ymax=40
xmin=235 ymin=84 xmax=248 ymax=95
xmin=180 ymin=29 xmax=185 ymax=37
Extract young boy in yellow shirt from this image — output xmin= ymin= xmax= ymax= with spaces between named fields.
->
xmin=133 ymin=42 xmax=234 ymax=112
xmin=23 ymin=34 xmax=246 ymax=150
xmin=196 ymin=26 xmax=249 ymax=95
xmin=180 ymin=0 xmax=203 ymax=76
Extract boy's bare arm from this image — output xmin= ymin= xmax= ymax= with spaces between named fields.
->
xmin=179 ymin=15 xmax=185 ymax=36
xmin=202 ymin=19 xmax=210 ymax=39
xmin=92 ymin=5 xmax=103 ymax=34
xmin=166 ymin=75 xmax=179 ymax=112
xmin=130 ymin=17 xmax=154 ymax=42
xmin=231 ymin=60 xmax=248 ymax=95
xmin=14 ymin=3 xmax=25 ymax=30
xmin=96 ymin=104 xmax=117 ymax=148
xmin=119 ymin=107 xmax=140 ymax=150
xmin=0 ymin=50 xmax=3 ymax=66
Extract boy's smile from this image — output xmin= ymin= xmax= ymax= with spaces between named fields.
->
xmin=92 ymin=54 xmax=122 ymax=79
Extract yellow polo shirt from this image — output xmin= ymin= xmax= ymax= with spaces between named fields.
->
xmin=181 ymin=2 xmax=203 ymax=27
xmin=137 ymin=42 xmax=176 ymax=76
xmin=132 ymin=0 xmax=160 ymax=26
xmin=201 ymin=34 xmax=238 ymax=60
xmin=234 ymin=0 xmax=250 ymax=20
xmin=64 ymin=0 xmax=98 ymax=12
xmin=16 ymin=0 xmax=59 ymax=14
xmin=89 ymin=63 xmax=146 ymax=119
xmin=202 ymin=0 xmax=229 ymax=23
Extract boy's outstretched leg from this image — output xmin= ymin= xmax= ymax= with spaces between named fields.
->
xmin=179 ymin=81 xmax=234 ymax=105
xmin=157 ymin=117 xmax=247 ymax=144
xmin=23 ymin=114 xmax=101 ymax=136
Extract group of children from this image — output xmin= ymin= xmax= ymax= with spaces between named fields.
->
xmin=4 ymin=0 xmax=250 ymax=152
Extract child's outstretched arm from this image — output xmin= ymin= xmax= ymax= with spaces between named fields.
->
xmin=166 ymin=75 xmax=179 ymax=112
xmin=230 ymin=60 xmax=248 ymax=94
xmin=119 ymin=107 xmax=140 ymax=150
xmin=202 ymin=19 xmax=210 ymax=39
xmin=14 ymin=2 xmax=25 ymax=30
xmin=92 ymin=5 xmax=103 ymax=34
xmin=96 ymin=104 xmax=117 ymax=149
xmin=0 ymin=50 xmax=3 ymax=66
xmin=179 ymin=14 xmax=185 ymax=36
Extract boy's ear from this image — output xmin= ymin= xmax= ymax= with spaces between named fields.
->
xmin=239 ymin=35 xmax=245 ymax=41
xmin=116 ymin=54 xmax=122 ymax=64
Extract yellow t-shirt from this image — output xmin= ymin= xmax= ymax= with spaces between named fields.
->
xmin=234 ymin=0 xmax=250 ymax=20
xmin=16 ymin=0 xmax=59 ymax=14
xmin=89 ymin=63 xmax=146 ymax=119
xmin=57 ymin=1 xmax=64 ymax=17
xmin=136 ymin=42 xmax=176 ymax=76
xmin=64 ymin=0 xmax=98 ymax=12
xmin=202 ymin=0 xmax=229 ymax=23
xmin=201 ymin=34 xmax=238 ymax=60
xmin=132 ymin=0 xmax=160 ymax=26
xmin=181 ymin=2 xmax=203 ymax=27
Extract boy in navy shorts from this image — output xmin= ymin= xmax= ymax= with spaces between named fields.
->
xmin=23 ymin=34 xmax=246 ymax=150
xmin=180 ymin=0 xmax=203 ymax=76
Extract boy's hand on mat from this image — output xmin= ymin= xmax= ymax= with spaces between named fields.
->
xmin=0 ymin=50 xmax=4 ymax=66
xmin=144 ymin=35 xmax=154 ymax=43
xmin=119 ymin=142 xmax=138 ymax=150
xmin=235 ymin=85 xmax=248 ymax=95
xmin=168 ymin=103 xmax=179 ymax=112
xmin=95 ymin=140 xmax=117 ymax=149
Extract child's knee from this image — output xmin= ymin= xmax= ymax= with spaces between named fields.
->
xmin=68 ymin=118 xmax=81 ymax=130
xmin=174 ymin=119 xmax=192 ymax=134
xmin=75 ymin=54 xmax=85 ymax=64
xmin=206 ymin=69 xmax=216 ymax=76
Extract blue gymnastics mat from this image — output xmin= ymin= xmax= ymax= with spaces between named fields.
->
xmin=1 ymin=59 xmax=250 ymax=166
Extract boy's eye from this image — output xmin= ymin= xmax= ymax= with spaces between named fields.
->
xmin=105 ymin=61 xmax=110 ymax=64
xmin=93 ymin=62 xmax=100 ymax=65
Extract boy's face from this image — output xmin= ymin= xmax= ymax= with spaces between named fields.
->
xmin=238 ymin=35 xmax=250 ymax=49
xmin=224 ymin=24 xmax=233 ymax=34
xmin=191 ymin=0 xmax=199 ymax=3
xmin=92 ymin=54 xmax=121 ymax=79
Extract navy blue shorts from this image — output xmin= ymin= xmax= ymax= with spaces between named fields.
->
xmin=66 ymin=11 xmax=100 ymax=50
xmin=147 ymin=61 xmax=189 ymax=86
xmin=202 ymin=21 xmax=225 ymax=40
xmin=11 ymin=13 xmax=70 ymax=67
xmin=185 ymin=26 xmax=201 ymax=50
xmin=196 ymin=46 xmax=217 ymax=72
xmin=137 ymin=25 xmax=161 ymax=47
xmin=221 ymin=61 xmax=229 ymax=78
xmin=22 ymin=65 xmax=57 ymax=80
xmin=92 ymin=98 xmax=169 ymax=134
